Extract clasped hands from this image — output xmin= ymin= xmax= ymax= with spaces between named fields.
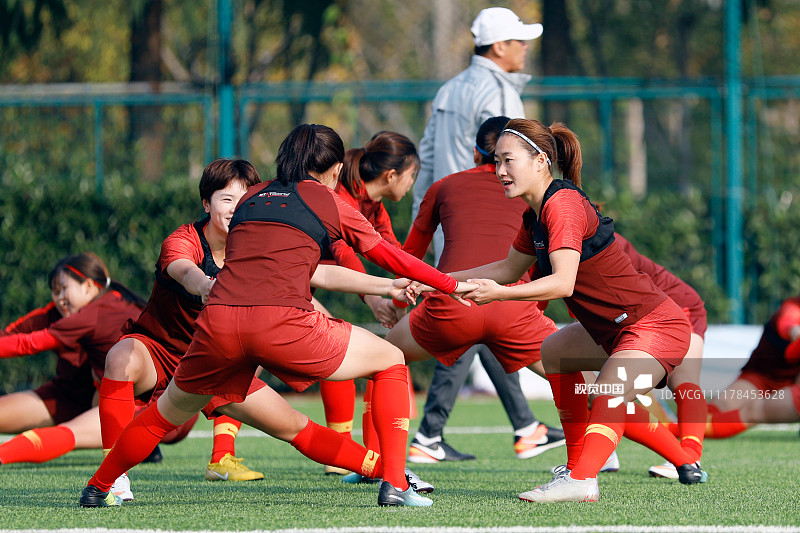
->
xmin=392 ymin=278 xmax=502 ymax=307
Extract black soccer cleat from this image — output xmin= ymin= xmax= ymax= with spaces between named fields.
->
xmin=676 ymin=462 xmax=709 ymax=484
xmin=408 ymin=438 xmax=476 ymax=463
xmin=79 ymin=485 xmax=123 ymax=507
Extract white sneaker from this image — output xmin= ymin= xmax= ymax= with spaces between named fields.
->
xmin=648 ymin=461 xmax=679 ymax=479
xmin=600 ymin=451 xmax=620 ymax=473
xmin=519 ymin=468 xmax=599 ymax=503
xmin=110 ymin=473 xmax=133 ymax=501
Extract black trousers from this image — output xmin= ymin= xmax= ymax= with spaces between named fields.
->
xmin=417 ymin=344 xmax=536 ymax=438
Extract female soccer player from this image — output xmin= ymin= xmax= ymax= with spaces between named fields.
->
xmin=0 ymin=253 xmax=144 ymax=466
xmin=316 ymin=131 xmax=419 ymax=474
xmin=379 ymin=116 xmax=564 ymax=463
xmin=449 ymin=118 xmax=707 ymax=502
xmin=702 ymin=296 xmax=800 ymax=438
xmin=80 ymin=124 xmax=474 ymax=508
xmin=97 ymin=159 xmax=264 ymax=501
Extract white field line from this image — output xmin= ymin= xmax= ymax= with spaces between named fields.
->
xmin=3 ymin=526 xmax=800 ymax=533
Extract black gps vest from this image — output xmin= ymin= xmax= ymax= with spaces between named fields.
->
xmin=524 ymin=179 xmax=615 ymax=275
xmin=228 ymin=178 xmax=332 ymax=261
xmin=154 ymin=217 xmax=220 ymax=304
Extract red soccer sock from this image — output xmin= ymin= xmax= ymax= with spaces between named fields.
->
xmin=320 ymin=379 xmax=356 ymax=440
xmin=88 ymin=404 xmax=178 ymax=492
xmin=546 ymin=372 xmax=589 ymax=469
xmin=98 ymin=378 xmax=135 ymax=452
xmin=673 ymin=383 xmax=707 ymax=462
xmin=210 ymin=416 xmax=241 ymax=463
xmin=707 ymin=403 xmax=721 ymax=415
xmin=570 ymin=395 xmax=625 ymax=480
xmin=361 ymin=379 xmax=379 ymax=454
xmin=369 ymin=364 xmax=410 ymax=490
xmin=623 ymin=402 xmax=693 ymax=466
xmin=290 ymin=419 xmax=383 ymax=478
xmin=0 ymin=426 xmax=76 ymax=464
xmin=705 ymin=409 xmax=748 ymax=438
xmin=406 ymin=365 xmax=418 ymax=419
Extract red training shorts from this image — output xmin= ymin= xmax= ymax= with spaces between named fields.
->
xmin=409 ymin=289 xmax=557 ymax=373
xmin=34 ymin=379 xmax=95 ymax=425
xmin=601 ymin=297 xmax=691 ymax=384
xmin=175 ymin=304 xmax=352 ymax=400
xmin=122 ymin=332 xmax=267 ymax=418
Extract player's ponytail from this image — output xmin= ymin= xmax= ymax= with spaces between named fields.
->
xmin=549 ymin=122 xmax=582 ymax=188
xmin=276 ymin=124 xmax=344 ymax=185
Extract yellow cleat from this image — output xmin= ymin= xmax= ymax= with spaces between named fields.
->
xmin=324 ymin=465 xmax=351 ymax=476
xmin=205 ymin=454 xmax=264 ymax=482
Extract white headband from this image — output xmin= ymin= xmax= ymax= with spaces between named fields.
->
xmin=502 ymin=129 xmax=552 ymax=167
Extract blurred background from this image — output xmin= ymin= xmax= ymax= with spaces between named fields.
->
xmin=1 ymin=0 xmax=799 ymax=391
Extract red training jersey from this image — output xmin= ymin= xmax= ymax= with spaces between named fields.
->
xmin=614 ymin=233 xmax=707 ymax=328
xmin=325 ymin=183 xmax=402 ymax=273
xmin=406 ymin=163 xmax=529 ymax=272
xmin=209 ymin=179 xmax=457 ymax=310
xmin=1 ymin=302 xmax=93 ymax=390
xmin=512 ymin=187 xmax=668 ymax=344
xmin=124 ymin=221 xmax=214 ymax=357
xmin=0 ymin=292 xmax=142 ymax=380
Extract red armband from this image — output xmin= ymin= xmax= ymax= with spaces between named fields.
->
xmin=0 ymin=329 xmax=64 ymax=359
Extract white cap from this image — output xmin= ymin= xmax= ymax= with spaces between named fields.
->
xmin=470 ymin=7 xmax=543 ymax=47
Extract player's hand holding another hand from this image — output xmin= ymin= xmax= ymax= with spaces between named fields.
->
xmin=460 ymin=278 xmax=504 ymax=306
xmin=449 ymin=281 xmax=479 ymax=307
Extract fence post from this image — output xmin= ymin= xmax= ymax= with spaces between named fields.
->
xmin=725 ymin=0 xmax=745 ymax=324
xmin=93 ymin=102 xmax=103 ymax=195
xmin=217 ymin=0 xmax=235 ymax=158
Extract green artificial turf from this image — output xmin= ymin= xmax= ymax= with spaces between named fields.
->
xmin=1 ymin=395 xmax=798 ymax=530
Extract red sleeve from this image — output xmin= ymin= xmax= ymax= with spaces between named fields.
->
xmin=333 ymin=194 xmax=384 ymax=255
xmin=0 ymin=329 xmax=64 ymax=358
xmin=372 ymin=204 xmax=401 ymax=248
xmin=403 ymin=225 xmax=434 ymax=260
xmin=511 ymin=210 xmax=537 ymax=256
xmin=362 ymin=240 xmax=458 ymax=293
xmin=540 ymin=189 xmax=590 ymax=253
xmin=159 ymin=223 xmax=204 ymax=275
xmin=412 ymin=179 xmax=443 ymax=235
xmin=775 ymin=298 xmax=800 ymax=340
xmin=2 ymin=303 xmax=58 ymax=336
xmin=329 ymin=241 xmax=368 ymax=273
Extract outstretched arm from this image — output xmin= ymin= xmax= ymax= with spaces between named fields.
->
xmin=0 ymin=329 xmax=64 ymax=359
xmin=311 ymin=264 xmax=415 ymax=304
xmin=166 ymin=258 xmax=216 ymax=304
xmin=460 ymin=248 xmax=579 ymax=305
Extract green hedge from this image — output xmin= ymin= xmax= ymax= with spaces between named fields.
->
xmin=3 ymin=165 xmax=799 ymax=393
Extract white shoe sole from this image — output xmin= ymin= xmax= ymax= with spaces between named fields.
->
xmin=515 ymin=438 xmax=566 ymax=460
xmin=648 ymin=464 xmax=679 ymax=479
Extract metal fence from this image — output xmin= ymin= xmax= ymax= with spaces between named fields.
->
xmin=2 ymin=75 xmax=800 ymax=322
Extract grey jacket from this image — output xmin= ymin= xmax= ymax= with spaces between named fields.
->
xmin=414 ymin=55 xmax=531 ymax=261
